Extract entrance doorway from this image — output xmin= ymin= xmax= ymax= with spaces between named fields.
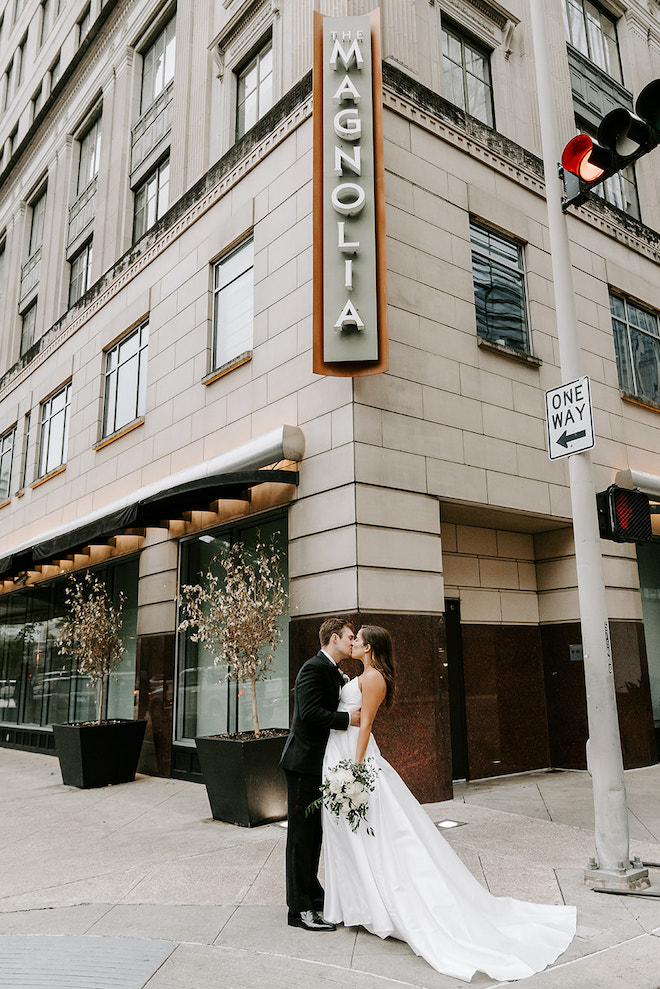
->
xmin=445 ymin=598 xmax=469 ymax=781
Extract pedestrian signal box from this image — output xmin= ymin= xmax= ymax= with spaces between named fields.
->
xmin=596 ymin=485 xmax=653 ymax=543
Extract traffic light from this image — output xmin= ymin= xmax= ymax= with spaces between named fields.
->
xmin=596 ymin=485 xmax=653 ymax=543
xmin=561 ymin=78 xmax=660 ymax=211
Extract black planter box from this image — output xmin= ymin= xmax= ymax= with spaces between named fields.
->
xmin=53 ymin=719 xmax=147 ymax=789
xmin=195 ymin=731 xmax=288 ymax=827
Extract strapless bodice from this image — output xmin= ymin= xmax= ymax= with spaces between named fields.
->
xmin=337 ymin=676 xmax=361 ymax=713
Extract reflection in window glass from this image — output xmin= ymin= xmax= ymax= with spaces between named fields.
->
xmin=442 ymin=23 xmax=493 ymax=126
xmin=103 ymin=320 xmax=149 ymax=437
xmin=38 ymin=381 xmax=71 ymax=477
xmin=0 ymin=427 xmax=15 ymax=500
xmin=77 ymin=116 xmax=101 ymax=195
xmin=69 ymin=240 xmax=93 ymax=307
xmin=562 ymin=0 xmax=621 ymax=83
xmin=0 ymin=559 xmax=138 ymax=728
xmin=133 ymin=158 xmax=169 ymax=242
xmin=236 ymin=39 xmax=273 ymax=139
xmin=610 ymin=293 xmax=660 ymax=406
xmin=141 ymin=15 xmax=176 ymax=112
xmin=212 ymin=238 xmax=254 ymax=370
xmin=176 ymin=517 xmax=289 ymax=740
xmin=470 ymin=222 xmax=529 ymax=354
xmin=20 ymin=300 xmax=38 ymax=357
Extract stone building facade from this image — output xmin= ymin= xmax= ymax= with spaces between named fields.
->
xmin=0 ymin=0 xmax=659 ymax=800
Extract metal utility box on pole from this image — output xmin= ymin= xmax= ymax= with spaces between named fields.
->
xmin=529 ymin=2 xmax=648 ymax=891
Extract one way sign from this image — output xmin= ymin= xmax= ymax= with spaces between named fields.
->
xmin=545 ymin=375 xmax=595 ymax=460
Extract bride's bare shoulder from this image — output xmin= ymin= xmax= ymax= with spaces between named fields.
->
xmin=359 ymin=666 xmax=386 ymax=698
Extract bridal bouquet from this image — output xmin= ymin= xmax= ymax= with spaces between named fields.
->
xmin=308 ymin=758 xmax=379 ymax=836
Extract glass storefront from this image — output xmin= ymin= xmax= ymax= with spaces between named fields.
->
xmin=176 ymin=514 xmax=289 ymax=740
xmin=0 ymin=558 xmax=139 ymax=727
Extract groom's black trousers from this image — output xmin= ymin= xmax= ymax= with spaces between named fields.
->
xmin=284 ymin=769 xmax=325 ymax=915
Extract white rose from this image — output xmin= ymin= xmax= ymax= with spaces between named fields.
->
xmin=351 ymin=791 xmax=368 ymax=808
xmin=335 ymin=769 xmax=353 ymax=787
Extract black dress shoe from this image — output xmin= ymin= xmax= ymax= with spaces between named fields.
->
xmin=287 ymin=910 xmax=337 ymax=932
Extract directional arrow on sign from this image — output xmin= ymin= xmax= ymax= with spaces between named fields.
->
xmin=556 ymin=429 xmax=587 ymax=449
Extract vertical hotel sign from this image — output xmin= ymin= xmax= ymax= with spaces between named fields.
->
xmin=313 ymin=10 xmax=388 ymax=375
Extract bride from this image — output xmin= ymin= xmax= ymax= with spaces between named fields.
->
xmin=321 ymin=625 xmax=577 ymax=983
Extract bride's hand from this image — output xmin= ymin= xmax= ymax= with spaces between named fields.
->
xmin=349 ymin=706 xmax=361 ymax=727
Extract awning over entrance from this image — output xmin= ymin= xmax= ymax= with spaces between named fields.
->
xmin=0 ymin=425 xmax=304 ymax=581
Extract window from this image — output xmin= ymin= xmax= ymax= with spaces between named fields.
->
xmin=442 ymin=23 xmax=493 ymax=127
xmin=77 ymin=5 xmax=90 ymax=46
xmin=4 ymin=58 xmax=13 ymax=111
xmin=8 ymin=123 xmax=17 ymax=155
xmin=610 ymin=294 xmax=660 ymax=406
xmin=0 ymin=427 xmax=15 ymax=500
xmin=20 ymin=411 xmax=30 ymax=489
xmin=20 ymin=300 xmax=37 ymax=356
xmin=133 ymin=157 xmax=169 ymax=242
xmin=41 ymin=0 xmax=58 ymax=47
xmin=69 ymin=240 xmax=93 ymax=306
xmin=13 ymin=0 xmax=27 ymax=25
xmin=141 ymin=15 xmax=175 ymax=112
xmin=16 ymin=34 xmax=26 ymax=88
xmin=470 ymin=221 xmax=529 ymax=354
xmin=76 ymin=115 xmax=101 ymax=195
xmin=236 ymin=38 xmax=272 ymax=139
xmin=0 ymin=239 xmax=5 ymax=302
xmin=562 ymin=0 xmax=621 ymax=83
xmin=38 ymin=381 xmax=71 ymax=477
xmin=32 ymin=83 xmax=44 ymax=118
xmin=28 ymin=188 xmax=47 ymax=257
xmin=49 ymin=54 xmax=60 ymax=89
xmin=176 ymin=517 xmax=288 ymax=740
xmin=212 ymin=238 xmax=254 ymax=370
xmin=102 ymin=320 xmax=148 ymax=437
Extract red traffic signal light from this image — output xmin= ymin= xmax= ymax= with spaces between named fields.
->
xmin=562 ymin=134 xmax=612 ymax=183
xmin=561 ymin=77 xmax=660 ymax=210
xmin=596 ymin=485 xmax=653 ymax=543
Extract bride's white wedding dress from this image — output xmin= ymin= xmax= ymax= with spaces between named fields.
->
xmin=322 ymin=678 xmax=576 ymax=983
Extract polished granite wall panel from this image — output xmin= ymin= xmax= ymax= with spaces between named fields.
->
xmin=610 ymin=620 xmax=657 ymax=769
xmin=289 ymin=612 xmax=451 ymax=802
xmin=541 ymin=620 xmax=656 ymax=771
xmin=460 ymin=624 xmax=550 ymax=780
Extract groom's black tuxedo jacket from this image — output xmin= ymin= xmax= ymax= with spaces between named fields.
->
xmin=280 ymin=650 xmax=350 ymax=776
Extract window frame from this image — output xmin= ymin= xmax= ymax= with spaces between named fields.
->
xmin=0 ymin=426 xmax=16 ymax=501
xmin=610 ymin=292 xmax=660 ymax=408
xmin=562 ymin=0 xmax=622 ymax=83
xmin=235 ymin=35 xmax=273 ymax=140
xmin=38 ymin=381 xmax=71 ymax=479
xmin=77 ymin=4 xmax=90 ymax=46
xmin=133 ymin=156 xmax=169 ymax=243
xmin=20 ymin=299 xmax=38 ymax=356
xmin=69 ymin=239 xmax=93 ymax=307
xmin=211 ymin=237 xmax=254 ymax=373
xmin=140 ymin=14 xmax=176 ymax=114
xmin=76 ymin=113 xmax=102 ymax=196
xmin=28 ymin=187 xmax=47 ymax=258
xmin=469 ymin=220 xmax=531 ymax=356
xmin=441 ymin=21 xmax=494 ymax=127
xmin=102 ymin=319 xmax=149 ymax=439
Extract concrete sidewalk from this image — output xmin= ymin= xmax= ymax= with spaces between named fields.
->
xmin=1 ymin=748 xmax=660 ymax=988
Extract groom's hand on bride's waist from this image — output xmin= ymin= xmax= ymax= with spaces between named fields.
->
xmin=350 ymin=707 xmax=361 ymax=727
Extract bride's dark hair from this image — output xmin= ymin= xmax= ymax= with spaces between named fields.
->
xmin=360 ymin=625 xmax=395 ymax=709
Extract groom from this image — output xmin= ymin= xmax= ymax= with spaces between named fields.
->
xmin=280 ymin=617 xmax=360 ymax=931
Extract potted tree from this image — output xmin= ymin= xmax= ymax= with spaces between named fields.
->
xmin=52 ymin=571 xmax=146 ymax=788
xmin=178 ymin=535 xmax=288 ymax=827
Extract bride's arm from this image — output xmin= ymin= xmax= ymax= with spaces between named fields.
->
xmin=354 ymin=669 xmax=386 ymax=763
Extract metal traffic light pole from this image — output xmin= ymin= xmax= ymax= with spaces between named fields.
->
xmin=529 ymin=2 xmax=649 ymax=890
